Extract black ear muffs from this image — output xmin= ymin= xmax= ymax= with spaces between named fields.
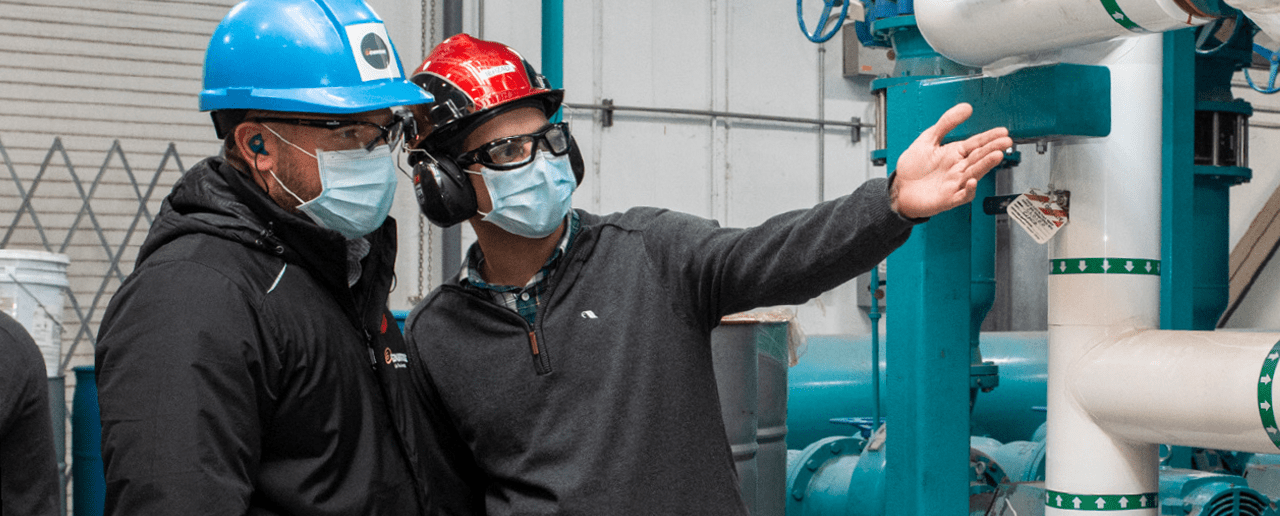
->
xmin=567 ymin=135 xmax=585 ymax=185
xmin=249 ymin=134 xmax=269 ymax=156
xmin=413 ymin=152 xmax=478 ymax=227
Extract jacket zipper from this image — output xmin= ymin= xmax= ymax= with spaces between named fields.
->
xmin=527 ymin=328 xmax=552 ymax=376
xmin=446 ymin=286 xmax=554 ymax=375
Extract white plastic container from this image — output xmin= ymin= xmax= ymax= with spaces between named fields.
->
xmin=0 ymin=249 xmax=70 ymax=377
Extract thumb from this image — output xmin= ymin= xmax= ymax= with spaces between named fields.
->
xmin=916 ymin=102 xmax=974 ymax=147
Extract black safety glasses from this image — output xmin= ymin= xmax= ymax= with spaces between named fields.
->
xmin=456 ymin=122 xmax=571 ymax=171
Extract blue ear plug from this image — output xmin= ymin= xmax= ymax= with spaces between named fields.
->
xmin=249 ymin=134 xmax=269 ymax=155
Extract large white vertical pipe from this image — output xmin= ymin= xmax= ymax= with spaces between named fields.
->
xmin=1045 ymin=35 xmax=1164 ymax=514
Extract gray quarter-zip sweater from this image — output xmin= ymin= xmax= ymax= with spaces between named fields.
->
xmin=405 ymin=176 xmax=917 ymax=515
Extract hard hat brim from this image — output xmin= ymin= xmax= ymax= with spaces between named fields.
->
xmin=201 ymin=79 xmax=434 ymax=114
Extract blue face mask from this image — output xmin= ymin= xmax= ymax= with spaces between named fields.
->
xmin=468 ymin=152 xmax=576 ymax=239
xmin=265 ymin=126 xmax=399 ymax=239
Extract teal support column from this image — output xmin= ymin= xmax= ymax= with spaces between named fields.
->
xmin=1162 ymin=23 xmax=1254 ymax=330
xmin=1162 ymin=28 xmax=1201 ymax=331
xmin=877 ymin=17 xmax=977 ymax=516
xmin=541 ymin=0 xmax=563 ymax=123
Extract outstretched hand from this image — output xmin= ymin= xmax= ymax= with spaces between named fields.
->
xmin=891 ymin=103 xmax=1012 ymax=219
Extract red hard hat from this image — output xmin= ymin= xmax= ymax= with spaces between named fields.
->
xmin=409 ymin=34 xmax=563 ymax=153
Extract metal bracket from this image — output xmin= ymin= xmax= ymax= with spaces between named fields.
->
xmin=601 ymin=98 xmax=614 ymax=128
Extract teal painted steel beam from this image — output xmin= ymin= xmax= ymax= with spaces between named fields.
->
xmin=541 ymin=0 xmax=564 ymax=123
xmin=1163 ymin=28 xmax=1204 ymax=330
xmin=876 ymin=19 xmax=976 ymax=516
xmin=888 ymin=64 xmax=1112 ymax=143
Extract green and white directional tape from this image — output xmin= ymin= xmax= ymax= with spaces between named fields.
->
xmin=1258 ymin=341 xmax=1280 ymax=450
xmin=1050 ymin=258 xmax=1160 ymax=276
xmin=1099 ymin=0 xmax=1149 ymax=33
xmin=1045 ymin=490 xmax=1158 ymax=511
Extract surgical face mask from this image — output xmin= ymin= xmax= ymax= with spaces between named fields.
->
xmin=468 ymin=151 xmax=575 ymax=239
xmin=263 ymin=125 xmax=399 ymax=239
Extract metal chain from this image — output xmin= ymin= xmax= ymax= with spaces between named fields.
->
xmin=411 ymin=0 xmax=436 ymax=304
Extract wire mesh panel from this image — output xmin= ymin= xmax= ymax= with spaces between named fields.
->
xmin=1 ymin=136 xmax=188 ymax=374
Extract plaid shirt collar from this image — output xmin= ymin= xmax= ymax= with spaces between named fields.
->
xmin=459 ymin=211 xmax=580 ymax=323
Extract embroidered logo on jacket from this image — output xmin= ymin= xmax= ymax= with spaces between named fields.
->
xmin=580 ymin=310 xmax=598 ymax=319
xmin=384 ymin=347 xmax=409 ymax=369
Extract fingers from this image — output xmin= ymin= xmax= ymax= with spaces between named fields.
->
xmin=917 ymin=102 xmax=974 ymax=147
xmin=957 ymin=127 xmax=1010 ymax=157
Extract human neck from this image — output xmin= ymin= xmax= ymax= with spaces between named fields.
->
xmin=472 ymin=220 xmax=566 ymax=287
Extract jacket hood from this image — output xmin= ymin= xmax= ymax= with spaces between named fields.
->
xmin=137 ymin=157 xmax=373 ymax=295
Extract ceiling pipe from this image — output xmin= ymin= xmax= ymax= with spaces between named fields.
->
xmin=915 ymin=0 xmax=1217 ymax=69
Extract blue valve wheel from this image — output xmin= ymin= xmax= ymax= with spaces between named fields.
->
xmin=797 ymin=0 xmax=850 ymax=43
xmin=1194 ymin=13 xmax=1243 ymax=55
xmin=1245 ymin=43 xmax=1280 ymax=94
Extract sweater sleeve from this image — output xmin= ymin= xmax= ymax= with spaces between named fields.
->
xmin=643 ymin=176 xmax=918 ymax=327
xmin=403 ymin=303 xmax=488 ymax=516
xmin=95 ymin=259 xmax=267 ymax=516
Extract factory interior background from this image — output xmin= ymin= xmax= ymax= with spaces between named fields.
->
xmin=7 ymin=0 xmax=1280 ymax=514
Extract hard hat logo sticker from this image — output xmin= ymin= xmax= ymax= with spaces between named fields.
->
xmin=361 ymin=33 xmax=390 ymax=69
xmin=346 ymin=23 xmax=400 ymax=82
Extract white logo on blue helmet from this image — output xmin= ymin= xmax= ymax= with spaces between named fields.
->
xmin=361 ymin=33 xmax=390 ymax=69
xmin=346 ymin=22 xmax=400 ymax=82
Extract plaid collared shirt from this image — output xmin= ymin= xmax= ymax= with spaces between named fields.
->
xmin=459 ymin=211 xmax=580 ymax=326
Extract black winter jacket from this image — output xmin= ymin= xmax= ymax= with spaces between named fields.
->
xmin=96 ymin=157 xmax=423 ymax=515
xmin=405 ymin=177 xmax=916 ymax=515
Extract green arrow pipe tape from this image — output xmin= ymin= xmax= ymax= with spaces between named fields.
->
xmin=1045 ymin=490 xmax=1159 ymax=511
xmin=1258 ymin=341 xmax=1280 ymax=450
xmin=1099 ymin=0 xmax=1149 ymax=33
xmin=1050 ymin=258 xmax=1160 ymax=276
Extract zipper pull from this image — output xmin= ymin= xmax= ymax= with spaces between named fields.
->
xmin=528 ymin=331 xmax=540 ymax=356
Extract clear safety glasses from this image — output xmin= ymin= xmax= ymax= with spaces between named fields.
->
xmin=254 ymin=111 xmax=417 ymax=152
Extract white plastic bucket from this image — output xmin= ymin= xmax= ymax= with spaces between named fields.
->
xmin=0 ymin=249 xmax=70 ymax=377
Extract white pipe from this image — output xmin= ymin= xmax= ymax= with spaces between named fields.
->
xmin=1046 ymin=35 xmax=1164 ymax=515
xmin=1225 ymin=0 xmax=1280 ymax=47
xmin=1072 ymin=329 xmax=1280 ymax=453
xmin=916 ymin=0 xmax=1213 ymax=69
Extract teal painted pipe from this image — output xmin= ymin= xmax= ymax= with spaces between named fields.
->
xmin=970 ymin=173 xmax=998 ymax=407
xmin=785 ymin=435 xmax=887 ymax=516
xmin=541 ymin=0 xmax=564 ymax=123
xmin=72 ymin=366 xmax=104 ymax=516
xmin=787 ymin=332 xmax=1048 ymax=450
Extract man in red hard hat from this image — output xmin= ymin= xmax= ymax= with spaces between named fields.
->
xmin=400 ymin=34 xmax=1011 ymax=515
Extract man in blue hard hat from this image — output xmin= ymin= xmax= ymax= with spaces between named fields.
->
xmin=94 ymin=1 xmax=434 ymax=514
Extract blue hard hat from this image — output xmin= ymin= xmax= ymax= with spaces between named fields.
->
xmin=199 ymin=0 xmax=433 ymax=116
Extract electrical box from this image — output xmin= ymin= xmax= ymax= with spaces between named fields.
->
xmin=842 ymin=24 xmax=894 ymax=78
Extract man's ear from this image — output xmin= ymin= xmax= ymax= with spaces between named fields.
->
xmin=233 ymin=121 xmax=277 ymax=174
